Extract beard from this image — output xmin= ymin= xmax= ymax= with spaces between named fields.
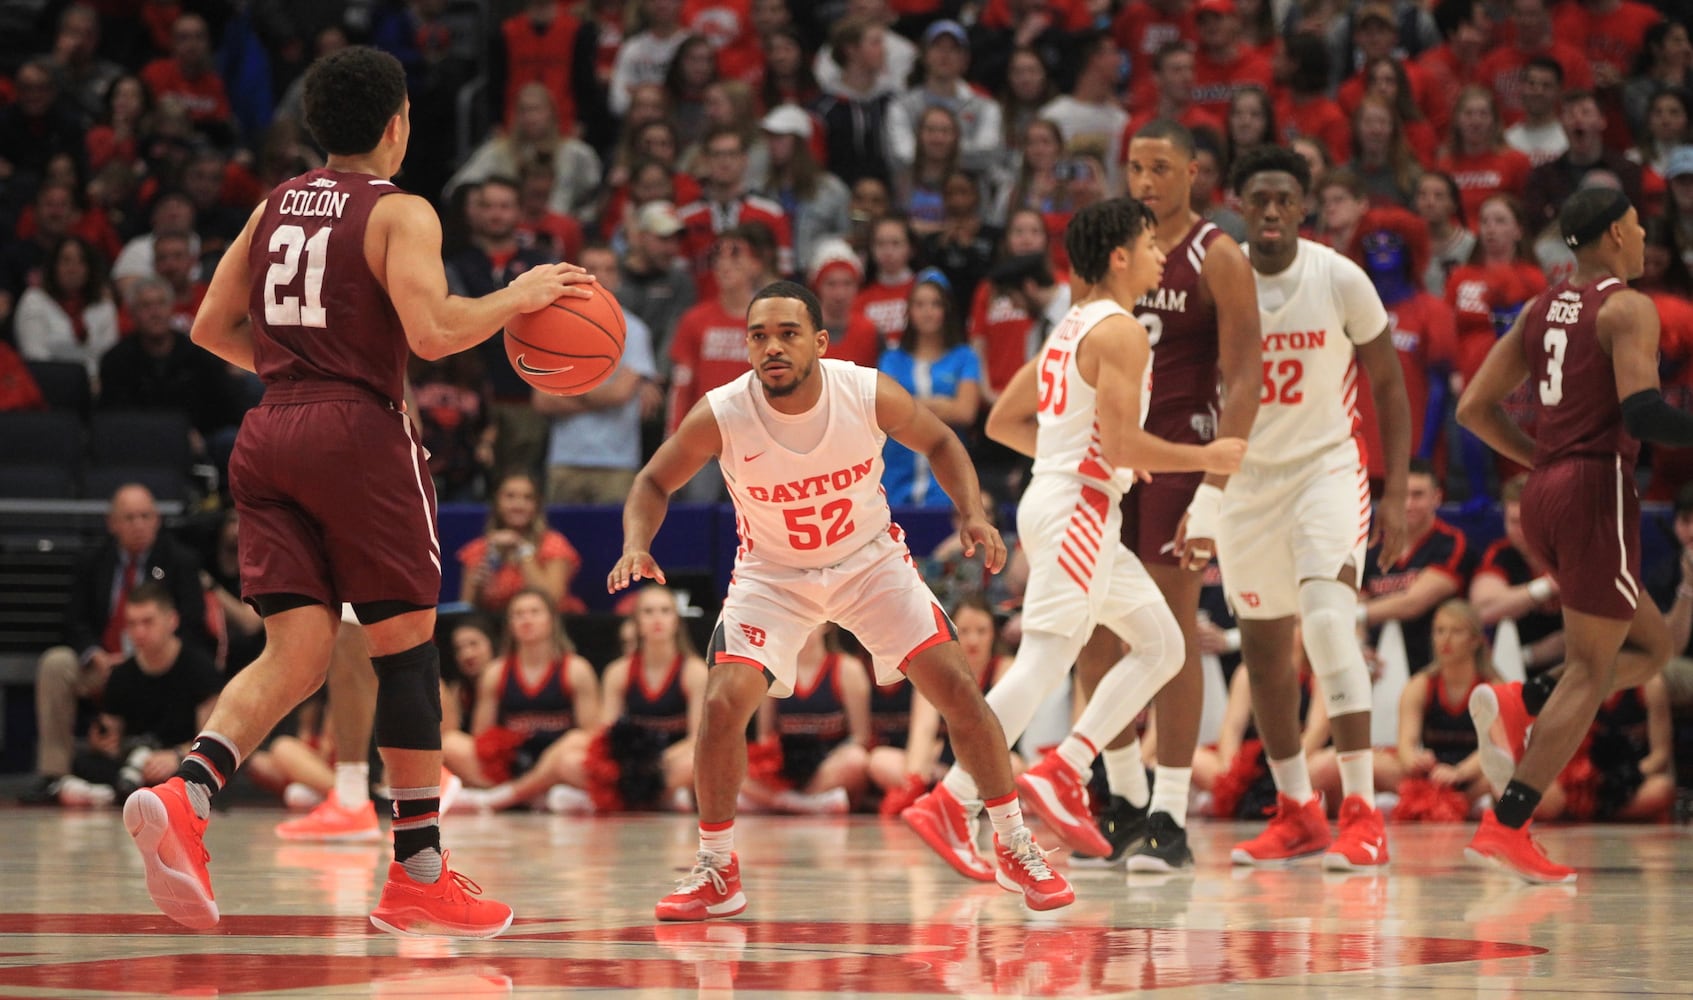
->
xmin=760 ymin=358 xmax=814 ymax=397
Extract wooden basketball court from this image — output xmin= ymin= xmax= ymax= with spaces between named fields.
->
xmin=0 ymin=808 xmax=1685 ymax=997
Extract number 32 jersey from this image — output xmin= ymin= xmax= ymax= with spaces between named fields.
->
xmin=1520 ymin=277 xmax=1636 ymax=469
xmin=1245 ymin=239 xmax=1389 ymax=470
xmin=247 ymin=168 xmax=409 ymax=403
xmin=710 ymin=359 xmax=894 ymax=570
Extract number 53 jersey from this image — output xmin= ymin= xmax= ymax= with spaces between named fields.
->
xmin=709 ymin=359 xmax=894 ymax=571
xmin=1243 ymin=238 xmax=1389 ymax=471
xmin=248 ymin=168 xmax=409 ymax=405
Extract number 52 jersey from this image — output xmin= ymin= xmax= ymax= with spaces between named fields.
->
xmin=709 ymin=359 xmax=894 ymax=571
xmin=1245 ymin=239 xmax=1390 ymax=470
xmin=247 ymin=168 xmax=409 ymax=404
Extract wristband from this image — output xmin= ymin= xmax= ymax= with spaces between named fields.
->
xmin=1522 ymin=646 xmax=1536 ymax=671
xmin=1183 ymin=483 xmax=1225 ymax=542
xmin=1527 ymin=577 xmax=1554 ymax=603
xmin=1355 ymin=604 xmax=1369 ymax=626
xmin=1223 ymin=628 xmax=1242 ymax=653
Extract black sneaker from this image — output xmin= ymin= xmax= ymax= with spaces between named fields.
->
xmin=17 ymin=775 xmax=62 ymax=806
xmin=1070 ymin=795 xmax=1148 ymax=867
xmin=1126 ymin=811 xmax=1194 ymax=873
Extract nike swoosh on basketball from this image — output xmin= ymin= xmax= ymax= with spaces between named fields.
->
xmin=514 ymin=354 xmax=575 ymax=376
xmin=745 ymin=451 xmax=766 ymax=462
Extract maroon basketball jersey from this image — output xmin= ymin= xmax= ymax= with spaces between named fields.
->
xmin=1134 ymin=219 xmax=1225 ymax=444
xmin=247 ymin=169 xmax=408 ymax=403
xmin=1519 ymin=276 xmax=1638 ymax=470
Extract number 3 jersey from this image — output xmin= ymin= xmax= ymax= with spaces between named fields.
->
xmin=1520 ymin=277 xmax=1636 ymax=469
xmin=1030 ymin=299 xmax=1145 ymax=498
xmin=709 ymin=359 xmax=894 ymax=570
xmin=1245 ymin=238 xmax=1389 ymax=470
xmin=247 ymin=168 xmax=408 ymax=403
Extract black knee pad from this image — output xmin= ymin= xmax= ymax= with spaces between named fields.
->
xmin=371 ymin=642 xmax=443 ymax=751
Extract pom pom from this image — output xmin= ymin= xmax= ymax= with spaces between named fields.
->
xmin=1211 ymin=738 xmax=1268 ymax=820
xmin=746 ymin=736 xmax=788 ymax=788
xmin=473 ymin=726 xmax=526 ymax=785
xmin=585 ymin=719 xmax=672 ymax=811
xmin=1391 ymin=777 xmax=1470 ymax=822
xmin=880 ymin=773 xmax=929 ymax=818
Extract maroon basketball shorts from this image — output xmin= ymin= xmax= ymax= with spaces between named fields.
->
xmin=1120 ymin=470 xmax=1204 ymax=566
xmin=1520 ymin=456 xmax=1642 ymax=622
xmin=229 ymin=388 xmax=441 ymax=610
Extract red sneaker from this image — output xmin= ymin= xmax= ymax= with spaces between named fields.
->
xmin=1465 ymin=811 xmax=1576 ymax=884
xmin=1324 ymin=795 xmax=1390 ymax=870
xmin=369 ymin=852 xmax=514 ymax=938
xmin=901 ymin=785 xmax=996 ymax=882
xmin=1230 ymin=793 xmax=1332 ymax=865
xmin=992 ymin=829 xmax=1075 ymax=911
xmin=1015 ymin=752 xmax=1114 ymax=858
xmin=655 ymin=851 xmax=747 ymax=922
xmin=275 ymin=792 xmax=382 ymax=842
xmin=1470 ymin=683 xmax=1531 ymax=795
xmin=123 ymin=777 xmax=218 ymax=930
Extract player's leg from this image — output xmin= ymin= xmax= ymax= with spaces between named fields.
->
xmin=277 ymin=617 xmax=382 ymax=841
xmin=1228 ymin=614 xmax=1333 ymax=864
xmin=1129 ymin=561 xmax=1206 ymax=871
xmin=127 ymin=601 xmax=339 ymax=929
xmin=1072 ymin=626 xmax=1152 ymax=862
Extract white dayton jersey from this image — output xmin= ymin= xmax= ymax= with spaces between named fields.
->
xmin=1020 ymin=298 xmax=1166 ymax=635
xmin=708 ymin=358 xmax=894 ymax=571
xmin=1030 ymin=298 xmax=1148 ymax=495
xmin=1244 ymin=239 xmax=1389 ymax=470
xmin=707 ymin=359 xmax=953 ymax=697
xmin=1218 ymin=239 xmax=1386 ymax=619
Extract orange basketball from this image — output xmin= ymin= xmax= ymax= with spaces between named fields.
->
xmin=504 ymin=282 xmax=627 ymax=395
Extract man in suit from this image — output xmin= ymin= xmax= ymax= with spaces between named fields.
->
xmin=23 ymin=483 xmax=209 ymax=803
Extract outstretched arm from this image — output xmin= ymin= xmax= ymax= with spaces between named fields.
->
xmin=877 ymin=372 xmax=1006 ymax=573
xmin=608 ymin=397 xmax=723 ymax=591
xmin=1456 ymin=310 xmax=1536 ymax=469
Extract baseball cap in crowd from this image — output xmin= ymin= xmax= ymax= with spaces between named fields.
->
xmin=922 ymin=19 xmax=969 ymax=47
xmin=636 ymin=200 xmax=684 ymax=237
xmin=808 ymin=237 xmax=864 ymax=287
xmin=1666 ymin=145 xmax=1693 ymax=181
xmin=1193 ymin=0 xmax=1236 ymax=18
xmin=1356 ymin=2 xmax=1397 ymax=29
xmin=761 ymin=104 xmax=813 ymax=139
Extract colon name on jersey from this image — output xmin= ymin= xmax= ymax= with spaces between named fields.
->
xmin=709 ymin=360 xmax=895 ymax=569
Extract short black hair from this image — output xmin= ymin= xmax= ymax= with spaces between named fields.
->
xmin=1283 ymin=32 xmax=1331 ymax=95
xmin=1559 ymin=187 xmax=1633 ymax=249
xmin=1408 ymin=458 xmax=1439 ymax=482
xmin=303 ymin=46 xmax=407 ymax=156
xmin=479 ymin=175 xmax=520 ymax=198
xmin=128 ymin=580 xmax=177 ymax=614
xmin=1133 ymin=118 xmax=1196 ymax=159
xmin=1230 ymin=144 xmax=1312 ymax=196
xmin=1064 ymin=197 xmax=1157 ymax=284
xmin=1525 ymin=55 xmax=1564 ymax=85
xmin=1433 ymin=0 xmax=1480 ymax=40
xmin=749 ymin=279 xmax=824 ymax=331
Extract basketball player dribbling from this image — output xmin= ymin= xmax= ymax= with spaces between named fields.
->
xmin=1457 ymin=189 xmax=1680 ymax=882
xmin=122 ymin=47 xmax=593 ymax=936
xmin=904 ymin=197 xmax=1246 ymax=870
xmin=1219 ymin=146 xmax=1413 ymax=870
xmin=608 ymin=280 xmax=1076 ymax=919
xmin=1069 ymin=120 xmax=1263 ymax=872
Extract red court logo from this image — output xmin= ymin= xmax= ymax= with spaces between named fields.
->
xmin=739 ymin=624 xmax=767 ymax=647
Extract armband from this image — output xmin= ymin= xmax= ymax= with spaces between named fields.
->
xmin=1621 ymin=389 xmax=1693 ymax=447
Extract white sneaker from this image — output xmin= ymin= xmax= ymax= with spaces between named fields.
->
xmin=58 ymin=776 xmax=116 ymax=807
xmin=546 ymin=784 xmax=594 ymax=815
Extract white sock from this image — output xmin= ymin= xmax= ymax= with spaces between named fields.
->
xmin=1104 ymin=743 xmax=1150 ymax=807
xmin=1149 ymin=765 xmax=1192 ymax=827
xmin=944 ymin=629 xmax=1092 ymax=805
xmin=1338 ymin=749 xmax=1374 ymax=802
xmin=1268 ymin=752 xmax=1315 ymax=805
xmin=984 ymin=791 xmax=1026 ymax=842
xmin=334 ymin=762 xmax=369 ymax=806
xmin=699 ymin=819 xmax=734 ymax=858
xmin=1055 ymin=734 xmax=1099 ymax=780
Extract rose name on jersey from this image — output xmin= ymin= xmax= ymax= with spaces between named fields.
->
xmin=1544 ymin=290 xmax=1584 ymax=325
xmin=277 ymin=188 xmax=350 ymax=219
xmin=743 ymin=458 xmax=875 ymax=503
xmin=1137 ymin=287 xmax=1189 ymax=313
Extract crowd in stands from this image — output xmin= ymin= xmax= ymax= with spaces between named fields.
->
xmin=6 ymin=0 xmax=1693 ymax=822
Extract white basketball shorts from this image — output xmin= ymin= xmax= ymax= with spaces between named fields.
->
xmin=1017 ymin=476 xmax=1165 ymax=636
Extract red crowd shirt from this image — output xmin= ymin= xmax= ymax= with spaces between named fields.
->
xmin=140 ymin=58 xmax=230 ymax=124
xmin=968 ymin=281 xmax=1034 ymax=395
xmin=1552 ymin=0 xmax=1660 ymax=82
xmin=1354 ymin=292 xmax=1459 ymax=478
xmin=1444 ymin=260 xmax=1547 ymax=381
xmin=1191 ymin=47 xmax=1275 ymax=121
xmin=853 ymin=279 xmax=914 ymax=347
xmin=1437 ymin=148 xmax=1534 ymax=223
xmin=1476 ymin=44 xmax=1596 ymax=124
xmin=1113 ymin=4 xmax=1196 ymax=97
xmin=1415 ymin=45 xmax=1484 ymax=137
xmin=667 ymin=297 xmax=753 ymax=433
xmin=1277 ymin=94 xmax=1353 ymax=166
xmin=825 ymin=311 xmax=884 ymax=369
xmin=1647 ymin=292 xmax=1693 ymax=500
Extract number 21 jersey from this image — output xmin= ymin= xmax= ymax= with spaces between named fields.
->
xmin=247 ymin=168 xmax=409 ymax=403
xmin=709 ymin=359 xmax=894 ymax=570
xmin=1246 ymin=238 xmax=1389 ymax=469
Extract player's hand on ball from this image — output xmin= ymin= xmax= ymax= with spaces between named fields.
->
xmin=608 ymin=550 xmax=666 ymax=592
xmin=958 ymin=515 xmax=1007 ymax=574
xmin=1201 ymin=437 xmax=1247 ymax=475
xmin=512 ymin=261 xmax=595 ymax=312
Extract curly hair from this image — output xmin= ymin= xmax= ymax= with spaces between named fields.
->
xmin=1229 ymin=144 xmax=1313 ymax=197
xmin=302 ymin=47 xmax=406 ymax=156
xmin=1064 ymin=197 xmax=1157 ymax=283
